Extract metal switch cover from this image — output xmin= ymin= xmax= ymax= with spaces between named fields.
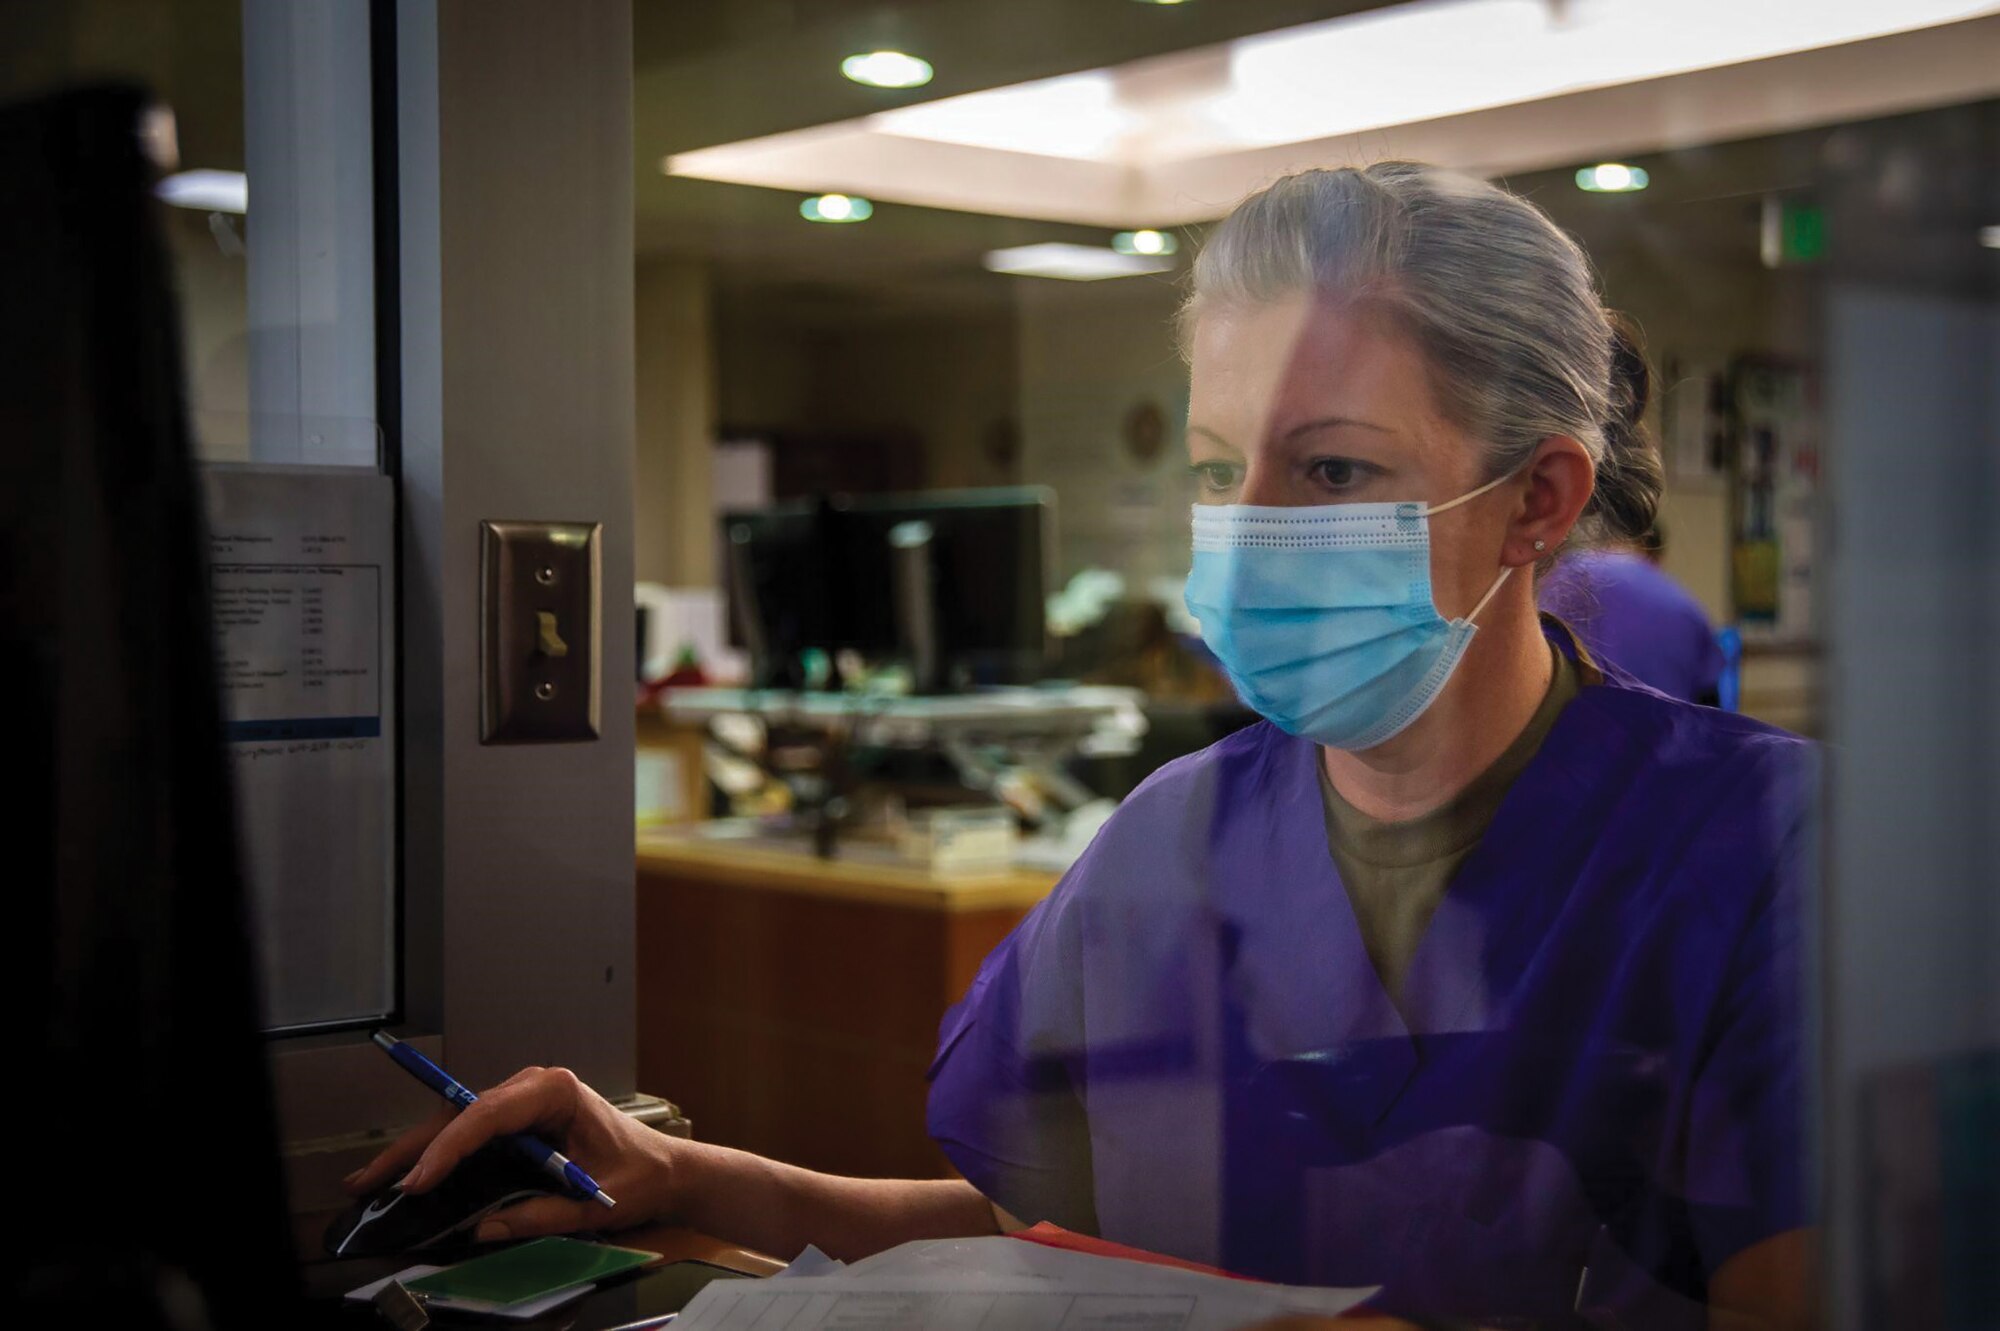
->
xmin=480 ymin=520 xmax=601 ymax=743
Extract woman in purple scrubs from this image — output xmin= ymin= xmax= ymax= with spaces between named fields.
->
xmin=1538 ymin=525 xmax=1727 ymax=704
xmin=356 ymin=163 xmax=1814 ymax=1330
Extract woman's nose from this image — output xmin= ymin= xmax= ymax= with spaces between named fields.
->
xmin=1238 ymin=463 xmax=1300 ymax=507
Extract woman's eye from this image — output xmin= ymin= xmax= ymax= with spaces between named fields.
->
xmin=1190 ymin=462 xmax=1240 ymax=492
xmin=1311 ymin=457 xmax=1364 ymax=490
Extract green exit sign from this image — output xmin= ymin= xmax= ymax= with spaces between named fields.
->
xmin=1782 ymin=201 xmax=1826 ymax=263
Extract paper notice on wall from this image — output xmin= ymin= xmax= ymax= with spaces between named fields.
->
xmin=203 ymin=466 xmax=396 ymax=1030
xmin=211 ymin=562 xmax=382 ymax=739
xmin=1662 ymin=362 xmax=1727 ymax=487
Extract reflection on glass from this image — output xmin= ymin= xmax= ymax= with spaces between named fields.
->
xmin=641 ymin=14 xmax=1994 ymax=1305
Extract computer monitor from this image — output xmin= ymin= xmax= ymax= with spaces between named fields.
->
xmin=720 ymin=500 xmax=839 ymax=689
xmin=6 ymin=86 xmax=301 ymax=1325
xmin=849 ymin=487 xmax=1053 ymax=689
xmin=720 ymin=486 xmax=1052 ymax=692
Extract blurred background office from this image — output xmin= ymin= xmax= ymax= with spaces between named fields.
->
xmin=8 ymin=2 xmax=1996 ymax=1327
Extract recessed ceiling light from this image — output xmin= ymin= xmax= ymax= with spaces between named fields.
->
xmin=801 ymin=193 xmax=873 ymax=223
xmin=1132 ymin=0 xmax=1195 ymax=5
xmin=156 ymin=169 xmax=248 ymax=213
xmin=841 ymin=50 xmax=934 ymax=89
xmin=983 ymin=243 xmax=1175 ymax=281
xmin=1575 ymin=163 xmax=1649 ymax=193
xmin=1112 ymin=229 xmax=1178 ymax=256
xmin=1980 ymin=225 xmax=2000 ymax=249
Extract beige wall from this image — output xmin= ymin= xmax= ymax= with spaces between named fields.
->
xmin=634 ymin=257 xmax=717 ymax=586
xmin=637 ymin=279 xmax=1019 ymax=597
xmin=714 ymin=297 xmax=1021 ymax=492
xmin=714 ymin=306 xmax=811 ymax=435
xmin=166 ymin=206 xmax=253 ymax=459
xmin=1014 ymin=274 xmax=1193 ymax=596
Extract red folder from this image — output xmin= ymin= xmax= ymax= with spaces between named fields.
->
xmin=1005 ymin=1225 xmax=1390 ymax=1322
xmin=1006 ymin=1222 xmax=1254 ymax=1282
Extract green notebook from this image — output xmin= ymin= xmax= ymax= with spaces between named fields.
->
xmin=405 ymin=1236 xmax=660 ymax=1310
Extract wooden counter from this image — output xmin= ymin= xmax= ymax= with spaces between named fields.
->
xmin=638 ymin=832 xmax=1059 ymax=913
xmin=636 ymin=829 xmax=1060 ymax=1180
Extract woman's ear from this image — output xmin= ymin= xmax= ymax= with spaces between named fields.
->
xmin=1509 ymin=435 xmax=1594 ymax=564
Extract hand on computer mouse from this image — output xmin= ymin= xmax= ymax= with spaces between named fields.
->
xmin=346 ymin=1066 xmax=682 ymax=1242
xmin=326 ymin=1138 xmax=564 ymax=1256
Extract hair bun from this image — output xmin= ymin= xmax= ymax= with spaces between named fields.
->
xmin=1590 ymin=311 xmax=1664 ymax=543
xmin=1607 ymin=311 xmax=1651 ymax=433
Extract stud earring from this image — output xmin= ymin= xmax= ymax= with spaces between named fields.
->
xmin=1533 ymin=539 xmax=1547 ymax=552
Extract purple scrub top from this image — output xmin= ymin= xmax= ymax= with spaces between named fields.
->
xmin=928 ymin=629 xmax=1814 ymax=1328
xmin=1539 ymin=550 xmax=1726 ymax=704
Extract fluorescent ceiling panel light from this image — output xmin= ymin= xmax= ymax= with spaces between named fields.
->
xmin=873 ymin=0 xmax=1999 ymax=163
xmin=666 ymin=1 xmax=2000 ymax=226
xmin=880 ymin=71 xmax=1131 ymax=159
xmin=983 ymin=243 xmax=1175 ymax=280
xmin=1981 ymin=225 xmax=2000 ymax=249
xmin=156 ymin=168 xmax=247 ymax=213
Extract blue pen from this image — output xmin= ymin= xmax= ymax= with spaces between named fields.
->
xmin=371 ymin=1030 xmax=616 ymax=1209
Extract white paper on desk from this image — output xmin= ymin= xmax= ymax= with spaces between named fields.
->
xmin=679 ymin=1237 xmax=1376 ymax=1329
xmin=424 ymin=1283 xmax=594 ymax=1319
xmin=772 ymin=1245 xmax=847 ymax=1279
xmin=345 ymin=1264 xmax=444 ymax=1301
xmin=841 ymin=1237 xmax=1373 ymax=1315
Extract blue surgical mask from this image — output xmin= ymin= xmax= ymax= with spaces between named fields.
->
xmin=1183 ymin=474 xmax=1514 ymax=751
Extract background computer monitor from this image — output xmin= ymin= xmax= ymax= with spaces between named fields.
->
xmin=721 ymin=486 xmax=1052 ymax=692
xmin=720 ymin=501 xmax=835 ymax=688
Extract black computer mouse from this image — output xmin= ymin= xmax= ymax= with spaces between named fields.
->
xmin=324 ymin=1140 xmax=565 ymax=1257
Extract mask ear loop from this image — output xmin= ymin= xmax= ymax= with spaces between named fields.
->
xmin=1463 ymin=565 xmax=1513 ymax=625
xmin=1420 ymin=469 xmax=1516 ymax=517
xmin=1423 ymin=471 xmax=1519 ymax=626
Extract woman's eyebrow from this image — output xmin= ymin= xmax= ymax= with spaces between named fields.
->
xmin=1191 ymin=417 xmax=1395 ymax=452
xmin=1283 ymin=415 xmax=1397 ymax=441
xmin=1188 ymin=424 xmax=1239 ymax=453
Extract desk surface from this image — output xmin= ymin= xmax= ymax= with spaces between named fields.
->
xmin=663 ymin=684 xmax=1142 ymax=728
xmin=579 ymin=1222 xmax=786 ymax=1275
xmin=638 ymin=826 xmax=1059 ymax=913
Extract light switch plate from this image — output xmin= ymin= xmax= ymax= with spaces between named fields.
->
xmin=480 ymin=520 xmax=601 ymax=743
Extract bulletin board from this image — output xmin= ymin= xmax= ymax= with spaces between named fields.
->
xmin=1728 ymin=357 xmax=1821 ymax=641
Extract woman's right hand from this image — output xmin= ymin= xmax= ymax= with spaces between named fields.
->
xmin=343 ymin=1066 xmax=684 ymax=1242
